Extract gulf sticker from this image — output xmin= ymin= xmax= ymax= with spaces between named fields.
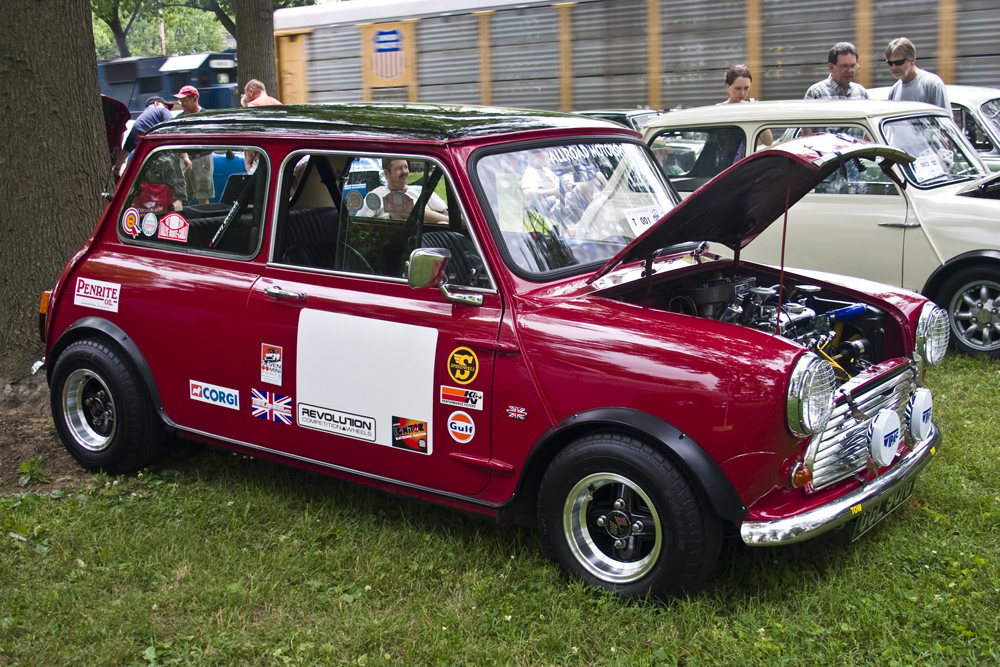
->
xmin=447 ymin=410 xmax=475 ymax=443
xmin=392 ymin=416 xmax=429 ymax=454
xmin=446 ymin=347 xmax=478 ymax=385
xmin=440 ymin=385 xmax=483 ymax=411
xmin=158 ymin=213 xmax=189 ymax=242
xmin=121 ymin=207 xmax=141 ymax=238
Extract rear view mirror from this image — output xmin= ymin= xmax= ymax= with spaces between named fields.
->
xmin=408 ymin=248 xmax=450 ymax=289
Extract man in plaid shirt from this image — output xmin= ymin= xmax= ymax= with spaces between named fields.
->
xmin=804 ymin=42 xmax=870 ymax=100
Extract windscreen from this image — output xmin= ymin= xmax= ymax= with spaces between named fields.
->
xmin=475 ymin=142 xmax=677 ymax=276
xmin=881 ymin=115 xmax=987 ymax=186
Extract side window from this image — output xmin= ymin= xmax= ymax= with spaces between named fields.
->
xmin=648 ymin=126 xmax=745 ymax=192
xmin=273 ymin=153 xmax=490 ymax=289
xmin=119 ymin=147 xmax=265 ymax=256
xmin=766 ymin=125 xmax=895 ymax=196
xmin=953 ymin=105 xmax=994 ymax=152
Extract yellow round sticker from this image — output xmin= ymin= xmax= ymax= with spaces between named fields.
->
xmin=447 ymin=347 xmax=479 ymax=385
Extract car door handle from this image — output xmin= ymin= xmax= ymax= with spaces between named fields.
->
xmin=877 ymin=221 xmax=919 ymax=228
xmin=263 ymin=285 xmax=306 ymax=301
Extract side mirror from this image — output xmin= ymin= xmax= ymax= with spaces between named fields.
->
xmin=408 ymin=248 xmax=450 ymax=289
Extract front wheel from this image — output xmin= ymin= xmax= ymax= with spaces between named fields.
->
xmin=936 ymin=266 xmax=1000 ymax=358
xmin=50 ymin=338 xmax=165 ymax=474
xmin=537 ymin=432 xmax=721 ymax=599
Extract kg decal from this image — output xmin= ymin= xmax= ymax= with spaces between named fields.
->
xmin=260 ymin=343 xmax=283 ymax=385
xmin=121 ymin=207 xmax=141 ymax=238
xmin=446 ymin=347 xmax=479 ymax=385
xmin=391 ymin=417 xmax=429 ymax=454
xmin=447 ymin=410 xmax=475 ymax=443
xmin=439 ymin=385 xmax=483 ymax=411
xmin=73 ymin=277 xmax=121 ymax=313
xmin=189 ymin=380 xmax=240 ymax=410
xmin=251 ymin=389 xmax=292 ymax=424
xmin=158 ymin=212 xmax=189 ymax=242
xmin=298 ymin=403 xmax=376 ymax=442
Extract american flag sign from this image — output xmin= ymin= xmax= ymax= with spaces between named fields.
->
xmin=251 ymin=388 xmax=293 ymax=425
xmin=373 ymin=30 xmax=405 ymax=80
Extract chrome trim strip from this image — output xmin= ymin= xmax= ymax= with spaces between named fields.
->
xmin=741 ymin=426 xmax=939 ymax=546
xmin=175 ymin=426 xmax=499 ymax=508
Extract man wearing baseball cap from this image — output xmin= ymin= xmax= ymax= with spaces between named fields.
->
xmin=174 ymin=85 xmax=214 ymax=204
xmin=113 ymin=95 xmax=174 ymax=179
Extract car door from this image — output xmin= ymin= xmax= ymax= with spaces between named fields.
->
xmin=243 ymin=150 xmax=501 ymax=496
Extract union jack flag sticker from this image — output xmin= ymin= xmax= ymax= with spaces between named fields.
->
xmin=251 ymin=388 xmax=293 ymax=425
xmin=506 ymin=405 xmax=527 ymax=420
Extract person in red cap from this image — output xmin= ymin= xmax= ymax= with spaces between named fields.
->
xmin=174 ymin=85 xmax=214 ymax=204
xmin=243 ymin=79 xmax=282 ymax=106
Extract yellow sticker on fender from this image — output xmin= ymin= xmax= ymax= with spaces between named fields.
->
xmin=447 ymin=347 xmax=479 ymax=385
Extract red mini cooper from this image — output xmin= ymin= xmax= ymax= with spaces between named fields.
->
xmin=36 ymin=104 xmax=950 ymax=598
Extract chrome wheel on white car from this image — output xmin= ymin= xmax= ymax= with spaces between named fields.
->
xmin=939 ymin=267 xmax=1000 ymax=357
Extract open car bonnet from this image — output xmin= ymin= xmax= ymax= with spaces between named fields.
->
xmin=591 ymin=134 xmax=913 ymax=282
xmin=956 ymin=169 xmax=1000 ymax=198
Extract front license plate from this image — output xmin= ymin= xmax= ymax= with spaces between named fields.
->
xmin=851 ymin=476 xmax=916 ymax=542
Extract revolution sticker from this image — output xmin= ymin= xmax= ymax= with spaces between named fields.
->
xmin=298 ymin=403 xmax=376 ymax=442
xmin=121 ymin=207 xmax=141 ymax=238
xmin=447 ymin=410 xmax=475 ymax=443
xmin=446 ymin=347 xmax=479 ymax=385
xmin=391 ymin=417 xmax=429 ymax=454
xmin=251 ymin=388 xmax=292 ymax=424
xmin=260 ymin=343 xmax=283 ymax=385
xmin=158 ymin=212 xmax=189 ymax=242
xmin=73 ymin=276 xmax=121 ymax=313
xmin=439 ymin=385 xmax=483 ymax=411
xmin=189 ymin=380 xmax=240 ymax=410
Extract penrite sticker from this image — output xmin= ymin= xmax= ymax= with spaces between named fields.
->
xmin=251 ymin=388 xmax=292 ymax=424
xmin=189 ymin=380 xmax=240 ymax=410
xmin=121 ymin=207 xmax=141 ymax=238
xmin=297 ymin=403 xmax=376 ymax=442
xmin=158 ymin=212 xmax=189 ymax=242
xmin=447 ymin=410 xmax=475 ymax=443
xmin=260 ymin=343 xmax=283 ymax=385
xmin=440 ymin=385 xmax=484 ymax=411
xmin=391 ymin=416 xmax=429 ymax=454
xmin=74 ymin=276 xmax=121 ymax=313
xmin=446 ymin=347 xmax=479 ymax=385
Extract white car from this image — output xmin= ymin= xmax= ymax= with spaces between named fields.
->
xmin=644 ymin=99 xmax=1000 ymax=357
xmin=868 ymin=85 xmax=1000 ymax=172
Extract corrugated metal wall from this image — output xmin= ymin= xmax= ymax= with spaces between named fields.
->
xmin=297 ymin=0 xmax=1000 ymax=110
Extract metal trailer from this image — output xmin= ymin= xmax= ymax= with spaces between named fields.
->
xmin=98 ymin=52 xmax=240 ymax=116
xmin=273 ymin=0 xmax=1000 ymax=111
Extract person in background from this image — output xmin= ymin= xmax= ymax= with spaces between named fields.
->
xmin=721 ymin=65 xmax=772 ymax=148
xmin=174 ymin=85 xmax=214 ymax=205
xmin=804 ymin=42 xmax=869 ymax=100
xmin=113 ymin=96 xmax=173 ymax=179
xmin=885 ymin=37 xmax=950 ymax=110
xmin=244 ymin=79 xmax=282 ymax=107
xmin=357 ymin=158 xmax=449 ymax=222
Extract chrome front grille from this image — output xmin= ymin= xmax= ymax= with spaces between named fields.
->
xmin=806 ymin=362 xmax=919 ymax=491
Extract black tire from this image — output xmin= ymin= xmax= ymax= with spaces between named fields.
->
xmin=537 ymin=432 xmax=722 ymax=599
xmin=50 ymin=338 xmax=165 ymax=474
xmin=936 ymin=266 xmax=1000 ymax=358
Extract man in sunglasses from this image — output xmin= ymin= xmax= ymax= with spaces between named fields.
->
xmin=804 ymin=42 xmax=869 ymax=100
xmin=885 ymin=37 xmax=950 ymax=110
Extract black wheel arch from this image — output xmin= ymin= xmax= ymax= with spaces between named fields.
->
xmin=921 ymin=249 xmax=1000 ymax=300
xmin=47 ymin=317 xmax=175 ymax=430
xmin=497 ymin=408 xmax=748 ymax=526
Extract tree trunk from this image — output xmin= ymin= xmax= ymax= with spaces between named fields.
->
xmin=0 ymin=0 xmax=108 ymax=385
xmin=110 ymin=15 xmax=132 ymax=58
xmin=233 ymin=0 xmax=278 ymax=96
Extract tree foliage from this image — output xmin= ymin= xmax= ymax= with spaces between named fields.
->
xmin=93 ymin=5 xmax=229 ymax=60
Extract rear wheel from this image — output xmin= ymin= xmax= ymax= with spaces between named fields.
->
xmin=50 ymin=338 xmax=164 ymax=474
xmin=537 ymin=432 xmax=721 ymax=599
xmin=937 ymin=266 xmax=1000 ymax=358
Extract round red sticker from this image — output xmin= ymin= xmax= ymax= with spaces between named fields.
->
xmin=447 ymin=411 xmax=475 ymax=443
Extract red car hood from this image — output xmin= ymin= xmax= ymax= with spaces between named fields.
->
xmin=591 ymin=134 xmax=913 ymax=282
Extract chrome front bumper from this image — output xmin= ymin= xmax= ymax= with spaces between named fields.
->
xmin=740 ymin=427 xmax=940 ymax=546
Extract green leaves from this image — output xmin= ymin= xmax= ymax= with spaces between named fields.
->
xmin=18 ymin=457 xmax=51 ymax=487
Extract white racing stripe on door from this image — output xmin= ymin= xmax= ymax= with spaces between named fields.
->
xmin=296 ymin=309 xmax=438 ymax=453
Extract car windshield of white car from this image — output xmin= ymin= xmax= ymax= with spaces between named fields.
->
xmin=475 ymin=142 xmax=676 ymax=276
xmin=881 ymin=115 xmax=986 ymax=186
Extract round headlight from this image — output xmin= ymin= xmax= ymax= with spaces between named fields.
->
xmin=916 ymin=303 xmax=949 ymax=366
xmin=786 ymin=353 xmax=836 ymax=437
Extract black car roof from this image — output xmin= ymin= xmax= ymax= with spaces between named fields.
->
xmin=145 ymin=102 xmax=626 ymax=142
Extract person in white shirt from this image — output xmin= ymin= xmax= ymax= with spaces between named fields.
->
xmin=357 ymin=158 xmax=448 ymax=222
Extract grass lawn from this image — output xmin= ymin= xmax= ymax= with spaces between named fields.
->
xmin=2 ymin=355 xmax=998 ymax=666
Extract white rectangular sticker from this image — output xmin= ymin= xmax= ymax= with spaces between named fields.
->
xmin=298 ymin=403 xmax=376 ymax=441
xmin=911 ymin=154 xmax=945 ymax=183
xmin=260 ymin=343 xmax=283 ymax=385
xmin=74 ymin=277 xmax=121 ymax=313
xmin=623 ymin=205 xmax=665 ymax=238
xmin=297 ymin=310 xmax=437 ymax=454
xmin=440 ymin=385 xmax=484 ymax=411
xmin=189 ymin=380 xmax=240 ymax=410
